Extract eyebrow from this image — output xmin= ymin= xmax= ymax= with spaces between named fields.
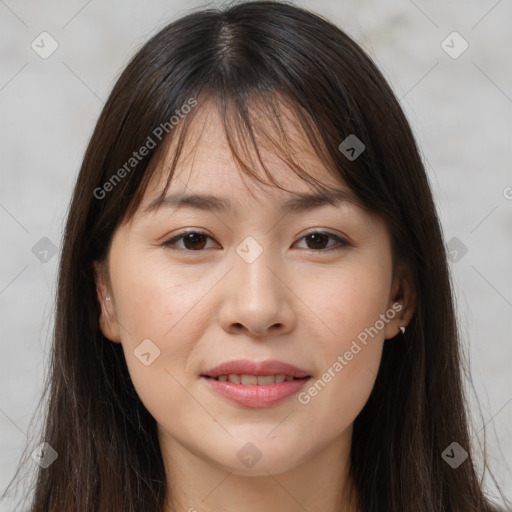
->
xmin=143 ymin=188 xmax=359 ymax=214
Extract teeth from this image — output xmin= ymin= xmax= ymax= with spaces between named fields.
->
xmin=241 ymin=375 xmax=258 ymax=385
xmin=215 ymin=374 xmax=293 ymax=385
xmin=255 ymin=375 xmax=275 ymax=385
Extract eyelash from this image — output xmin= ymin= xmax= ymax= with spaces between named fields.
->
xmin=161 ymin=230 xmax=351 ymax=253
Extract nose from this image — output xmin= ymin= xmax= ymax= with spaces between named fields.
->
xmin=217 ymin=245 xmax=296 ymax=339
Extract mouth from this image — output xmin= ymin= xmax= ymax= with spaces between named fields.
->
xmin=203 ymin=374 xmax=310 ymax=385
xmin=200 ymin=359 xmax=312 ymax=408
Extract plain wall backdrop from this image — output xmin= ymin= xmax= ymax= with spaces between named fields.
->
xmin=1 ymin=0 xmax=511 ymax=509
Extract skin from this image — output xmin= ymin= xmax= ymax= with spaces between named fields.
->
xmin=95 ymin=102 xmax=416 ymax=512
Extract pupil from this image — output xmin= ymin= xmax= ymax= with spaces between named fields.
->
xmin=185 ymin=233 xmax=206 ymax=250
xmin=308 ymin=233 xmax=327 ymax=249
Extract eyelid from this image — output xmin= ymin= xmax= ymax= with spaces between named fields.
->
xmin=161 ymin=229 xmax=352 ymax=252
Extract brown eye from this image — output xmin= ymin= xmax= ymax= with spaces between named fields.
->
xmin=162 ymin=231 xmax=217 ymax=251
xmin=295 ymin=231 xmax=350 ymax=251
xmin=305 ymin=233 xmax=330 ymax=250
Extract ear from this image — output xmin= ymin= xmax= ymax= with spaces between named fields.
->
xmin=93 ymin=261 xmax=122 ymax=343
xmin=384 ymin=261 xmax=416 ymax=340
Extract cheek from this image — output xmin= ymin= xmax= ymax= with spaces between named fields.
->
xmin=311 ymin=261 xmax=391 ymax=351
xmin=109 ymin=252 xmax=209 ymax=419
xmin=297 ymin=316 xmax=385 ymax=438
xmin=294 ymin=260 xmax=390 ymax=423
xmin=111 ymin=252 xmax=193 ymax=340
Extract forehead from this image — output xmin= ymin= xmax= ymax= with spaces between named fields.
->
xmin=139 ymin=99 xmax=355 ymax=212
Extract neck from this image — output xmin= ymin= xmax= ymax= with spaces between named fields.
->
xmin=160 ymin=425 xmax=359 ymax=512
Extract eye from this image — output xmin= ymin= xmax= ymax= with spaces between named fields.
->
xmin=294 ymin=231 xmax=350 ymax=251
xmin=162 ymin=230 xmax=350 ymax=253
xmin=162 ymin=230 xmax=218 ymax=251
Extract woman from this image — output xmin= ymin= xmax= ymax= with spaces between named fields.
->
xmin=4 ymin=1 xmax=508 ymax=510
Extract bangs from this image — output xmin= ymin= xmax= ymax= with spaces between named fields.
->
xmin=120 ymin=88 xmax=369 ymax=223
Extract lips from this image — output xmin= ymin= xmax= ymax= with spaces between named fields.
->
xmin=200 ymin=359 xmax=312 ymax=408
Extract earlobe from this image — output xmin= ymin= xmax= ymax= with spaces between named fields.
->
xmin=384 ymin=264 xmax=417 ymax=340
xmin=93 ymin=261 xmax=122 ymax=343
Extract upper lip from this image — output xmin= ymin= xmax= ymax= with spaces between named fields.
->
xmin=201 ymin=359 xmax=311 ymax=379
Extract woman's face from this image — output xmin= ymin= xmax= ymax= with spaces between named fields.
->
xmin=95 ymin=103 xmax=413 ymax=477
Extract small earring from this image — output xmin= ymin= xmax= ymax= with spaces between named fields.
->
xmin=399 ymin=326 xmax=405 ymax=334
xmin=105 ymin=296 xmax=111 ymax=301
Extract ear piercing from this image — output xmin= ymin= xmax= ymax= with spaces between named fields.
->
xmin=105 ymin=296 xmax=111 ymax=301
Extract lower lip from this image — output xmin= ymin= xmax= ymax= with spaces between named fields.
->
xmin=201 ymin=376 xmax=310 ymax=408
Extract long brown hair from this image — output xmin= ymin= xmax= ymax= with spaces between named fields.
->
xmin=4 ymin=1 xmax=507 ymax=510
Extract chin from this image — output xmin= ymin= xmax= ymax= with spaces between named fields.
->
xmin=207 ymin=436 xmax=308 ymax=476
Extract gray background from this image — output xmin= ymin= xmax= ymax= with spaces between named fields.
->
xmin=0 ymin=0 xmax=511 ymax=509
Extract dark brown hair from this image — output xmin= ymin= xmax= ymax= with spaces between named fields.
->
xmin=3 ymin=1 xmax=507 ymax=510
